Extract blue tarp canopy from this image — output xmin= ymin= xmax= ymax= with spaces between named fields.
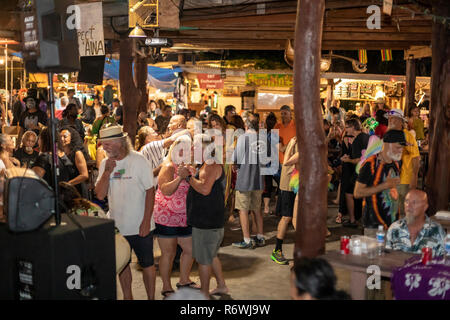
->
xmin=12 ymin=53 xmax=180 ymax=92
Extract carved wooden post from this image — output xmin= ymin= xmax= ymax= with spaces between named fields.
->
xmin=405 ymin=55 xmax=416 ymax=112
xmin=293 ymin=0 xmax=327 ymax=260
xmin=426 ymin=0 xmax=450 ymax=214
xmin=119 ymin=36 xmax=140 ymax=140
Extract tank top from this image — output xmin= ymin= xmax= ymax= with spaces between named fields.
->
xmin=186 ymin=165 xmax=225 ymax=229
xmin=153 ymin=163 xmax=190 ymax=227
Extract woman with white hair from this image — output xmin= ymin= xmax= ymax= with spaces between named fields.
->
xmin=0 ymin=134 xmax=20 ymax=172
xmin=13 ymin=130 xmax=39 ymax=168
xmin=153 ymin=135 xmax=197 ymax=298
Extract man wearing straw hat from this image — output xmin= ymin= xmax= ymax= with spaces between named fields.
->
xmin=95 ymin=125 xmax=156 ymax=300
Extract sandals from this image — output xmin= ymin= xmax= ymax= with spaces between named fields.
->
xmin=176 ymin=282 xmax=200 ymax=290
xmin=335 ymin=213 xmax=343 ymax=224
xmin=161 ymin=290 xmax=175 ymax=299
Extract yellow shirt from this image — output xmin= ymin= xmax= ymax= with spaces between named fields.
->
xmin=400 ymin=129 xmax=420 ymax=185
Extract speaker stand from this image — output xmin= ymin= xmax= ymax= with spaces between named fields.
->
xmin=47 ymin=72 xmax=61 ymax=226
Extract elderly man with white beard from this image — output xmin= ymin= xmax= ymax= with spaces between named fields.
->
xmin=354 ymin=129 xmax=406 ymax=238
xmin=385 ymin=189 xmax=446 ymax=256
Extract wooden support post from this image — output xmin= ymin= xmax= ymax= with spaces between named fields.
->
xmin=326 ymin=79 xmax=334 ymax=110
xmin=178 ymin=53 xmax=186 ymax=65
xmin=405 ymin=55 xmax=416 ymax=112
xmin=293 ymin=0 xmax=328 ymax=260
xmin=425 ymin=0 xmax=450 ymax=214
xmin=119 ymin=36 xmax=140 ymax=140
xmin=135 ymin=55 xmax=148 ymax=114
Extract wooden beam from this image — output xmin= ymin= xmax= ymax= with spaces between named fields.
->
xmin=293 ymin=0 xmax=328 ymax=259
xmin=405 ymin=57 xmax=416 ymax=111
xmin=404 ymin=46 xmax=432 ymax=59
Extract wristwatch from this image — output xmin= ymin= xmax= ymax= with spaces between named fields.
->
xmin=186 ymin=174 xmax=192 ymax=182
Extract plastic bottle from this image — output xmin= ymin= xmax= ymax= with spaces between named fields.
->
xmin=445 ymin=233 xmax=450 ymax=257
xmin=376 ymin=225 xmax=385 ymax=256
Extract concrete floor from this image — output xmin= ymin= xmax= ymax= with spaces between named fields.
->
xmin=116 ymin=200 xmax=363 ymax=300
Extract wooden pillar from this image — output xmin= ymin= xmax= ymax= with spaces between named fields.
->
xmin=405 ymin=55 xmax=416 ymax=112
xmin=293 ymin=0 xmax=327 ymax=260
xmin=119 ymin=36 xmax=140 ymax=140
xmin=135 ymin=55 xmax=148 ymax=114
xmin=425 ymin=0 xmax=450 ymax=214
xmin=326 ymin=79 xmax=334 ymax=109
xmin=178 ymin=53 xmax=186 ymax=65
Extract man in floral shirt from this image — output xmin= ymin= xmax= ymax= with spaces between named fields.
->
xmin=386 ymin=189 xmax=446 ymax=256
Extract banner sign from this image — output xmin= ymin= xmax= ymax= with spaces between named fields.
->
xmin=77 ymin=2 xmax=105 ymax=57
xmin=21 ymin=6 xmax=40 ymax=60
xmin=246 ymin=73 xmax=293 ymax=87
xmin=197 ymin=74 xmax=224 ymax=89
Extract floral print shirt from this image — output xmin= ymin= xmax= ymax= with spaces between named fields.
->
xmin=386 ymin=216 xmax=446 ymax=256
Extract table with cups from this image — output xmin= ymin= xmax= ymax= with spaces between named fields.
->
xmin=321 ymin=235 xmax=416 ymax=300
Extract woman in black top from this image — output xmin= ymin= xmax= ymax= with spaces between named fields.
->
xmin=59 ymin=103 xmax=85 ymax=141
xmin=181 ymin=158 xmax=228 ymax=297
xmin=13 ymin=131 xmax=39 ymax=168
xmin=32 ymin=127 xmax=73 ymax=189
xmin=59 ymin=126 xmax=89 ymax=198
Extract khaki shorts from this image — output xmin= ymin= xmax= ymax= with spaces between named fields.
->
xmin=192 ymin=227 xmax=224 ymax=265
xmin=235 ymin=190 xmax=263 ymax=212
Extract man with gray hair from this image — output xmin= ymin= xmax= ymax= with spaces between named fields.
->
xmin=386 ymin=189 xmax=445 ymax=256
xmin=232 ymin=113 xmax=265 ymax=249
xmin=95 ymin=126 xmax=156 ymax=300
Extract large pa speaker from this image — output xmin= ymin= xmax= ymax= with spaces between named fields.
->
xmin=4 ymin=168 xmax=55 ymax=233
xmin=77 ymin=55 xmax=105 ymax=85
xmin=22 ymin=0 xmax=80 ymax=73
xmin=0 ymin=214 xmax=116 ymax=300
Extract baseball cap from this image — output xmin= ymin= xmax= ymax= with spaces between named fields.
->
xmin=385 ymin=108 xmax=406 ymax=121
xmin=383 ymin=129 xmax=407 ymax=145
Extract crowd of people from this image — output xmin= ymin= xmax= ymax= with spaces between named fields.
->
xmin=0 ymin=87 xmax=446 ymax=301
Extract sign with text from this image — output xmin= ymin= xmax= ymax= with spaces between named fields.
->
xmin=246 ymin=73 xmax=293 ymax=88
xmin=21 ymin=6 xmax=40 ymax=59
xmin=197 ymin=74 xmax=224 ymax=89
xmin=77 ymin=2 xmax=105 ymax=57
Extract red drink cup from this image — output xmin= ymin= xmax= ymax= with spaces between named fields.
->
xmin=421 ymin=247 xmax=433 ymax=265
xmin=341 ymin=236 xmax=350 ymax=255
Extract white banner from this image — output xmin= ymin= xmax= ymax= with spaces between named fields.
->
xmin=77 ymin=2 xmax=105 ymax=57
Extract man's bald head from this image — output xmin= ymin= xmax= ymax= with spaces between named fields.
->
xmin=168 ymin=115 xmax=187 ymax=133
xmin=404 ymin=189 xmax=428 ymax=224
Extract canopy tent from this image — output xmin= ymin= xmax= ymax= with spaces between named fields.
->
xmin=12 ymin=53 xmax=181 ymax=92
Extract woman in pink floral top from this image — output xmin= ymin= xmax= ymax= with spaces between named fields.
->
xmin=154 ymin=136 xmax=198 ymax=298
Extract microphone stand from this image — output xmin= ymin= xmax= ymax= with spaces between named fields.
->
xmin=47 ymin=72 xmax=61 ymax=226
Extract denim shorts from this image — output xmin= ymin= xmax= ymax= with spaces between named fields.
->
xmin=123 ymin=232 xmax=154 ymax=268
xmin=154 ymin=223 xmax=192 ymax=238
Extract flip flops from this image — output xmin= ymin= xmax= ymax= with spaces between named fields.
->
xmin=161 ymin=290 xmax=175 ymax=299
xmin=176 ymin=282 xmax=201 ymax=290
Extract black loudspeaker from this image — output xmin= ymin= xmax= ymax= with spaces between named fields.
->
xmin=77 ymin=56 xmax=105 ymax=85
xmin=22 ymin=0 xmax=80 ymax=73
xmin=0 ymin=214 xmax=116 ymax=300
xmin=4 ymin=170 xmax=55 ymax=232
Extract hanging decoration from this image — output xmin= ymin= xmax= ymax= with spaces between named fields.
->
xmin=358 ymin=49 xmax=368 ymax=64
xmin=381 ymin=49 xmax=393 ymax=61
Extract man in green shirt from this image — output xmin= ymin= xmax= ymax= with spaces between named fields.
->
xmin=92 ymin=105 xmax=115 ymax=136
